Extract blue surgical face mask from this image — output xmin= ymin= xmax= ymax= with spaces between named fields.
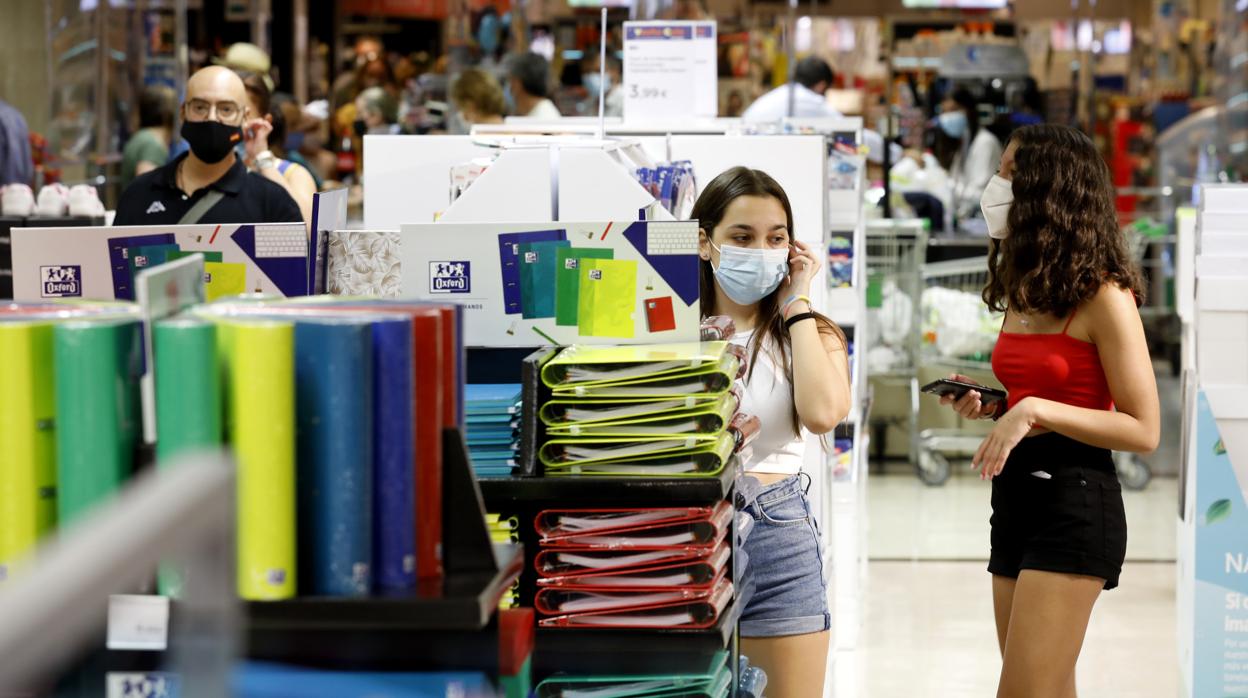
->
xmin=938 ymin=110 xmax=968 ymax=139
xmin=710 ymin=241 xmax=790 ymax=305
xmin=585 ymin=73 xmax=611 ymax=99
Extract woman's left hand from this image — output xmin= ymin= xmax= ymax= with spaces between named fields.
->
xmin=243 ymin=118 xmax=273 ymax=161
xmin=972 ymin=398 xmax=1038 ymax=480
xmin=779 ymin=240 xmax=821 ymax=299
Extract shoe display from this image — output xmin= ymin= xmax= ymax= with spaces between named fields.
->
xmin=1 ymin=183 xmax=35 ymax=217
xmin=68 ymin=184 xmax=105 ymax=218
xmin=35 ymin=183 xmax=70 ymax=217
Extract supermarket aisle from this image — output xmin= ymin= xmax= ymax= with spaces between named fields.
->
xmin=832 ymin=561 xmax=1178 ymax=697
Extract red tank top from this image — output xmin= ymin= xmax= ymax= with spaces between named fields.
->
xmin=991 ymin=308 xmax=1113 ymax=411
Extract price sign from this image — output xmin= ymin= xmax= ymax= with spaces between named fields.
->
xmin=107 ymin=594 xmax=170 ymax=651
xmin=623 ymin=21 xmax=717 ymax=122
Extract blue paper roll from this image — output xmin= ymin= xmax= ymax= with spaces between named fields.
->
xmin=368 ymin=315 xmax=415 ymax=592
xmin=294 ymin=318 xmax=374 ymax=597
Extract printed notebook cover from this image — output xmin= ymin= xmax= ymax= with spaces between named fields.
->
xmin=535 ymin=576 xmax=733 ymax=629
xmin=541 ymin=342 xmax=727 ymax=389
xmin=519 ymin=240 xmax=571 ymax=319
xmin=498 ymin=229 xmax=567 ymax=315
xmin=576 ymin=258 xmax=637 ymax=339
xmin=534 ymin=541 xmax=722 ymax=579
xmin=554 ymin=247 xmax=614 ymax=327
xmin=537 ymin=539 xmax=730 ymax=590
xmin=539 ymin=500 xmax=732 ymax=548
xmin=545 ymin=393 xmax=738 ymax=438
xmin=548 ymin=355 xmax=741 ymax=399
xmin=541 ymin=432 xmax=736 ymax=478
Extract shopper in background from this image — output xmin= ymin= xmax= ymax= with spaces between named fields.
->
xmin=939 ymin=85 xmax=1004 ymax=223
xmin=216 ymin=42 xmax=275 ymax=92
xmin=331 ymin=35 xmax=385 ymax=113
xmin=506 ymin=52 xmax=562 ymax=120
xmin=240 ymin=73 xmax=318 ymax=224
xmin=354 ymin=86 xmax=401 ymax=137
xmin=114 ymin=66 xmax=301 ymax=225
xmin=741 ymin=57 xmax=842 ymax=123
xmin=449 ymin=69 xmax=506 ymax=131
xmin=0 ymin=97 xmax=32 ymax=186
xmin=581 ymin=52 xmax=623 ymax=118
xmin=940 ymin=124 xmax=1158 ymax=698
xmin=695 ymin=167 xmax=850 ymax=698
xmin=120 ymin=86 xmax=176 ymax=189
xmin=271 ymin=93 xmax=327 ymax=190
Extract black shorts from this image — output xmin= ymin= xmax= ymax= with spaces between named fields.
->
xmin=987 ymin=432 xmax=1128 ymax=590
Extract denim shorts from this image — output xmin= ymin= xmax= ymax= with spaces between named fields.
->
xmin=737 ymin=473 xmax=831 ymax=637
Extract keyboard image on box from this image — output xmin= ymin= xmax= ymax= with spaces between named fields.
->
xmin=645 ymin=222 xmax=698 ymax=256
xmin=255 ymin=225 xmax=308 ymax=258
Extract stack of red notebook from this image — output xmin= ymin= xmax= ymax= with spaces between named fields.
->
xmin=533 ymin=502 xmax=734 ymax=629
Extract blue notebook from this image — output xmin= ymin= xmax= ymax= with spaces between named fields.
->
xmin=294 ymin=319 xmax=374 ymax=597
xmin=369 ymin=316 xmax=415 ymax=593
xmin=497 ymin=229 xmax=567 ymax=315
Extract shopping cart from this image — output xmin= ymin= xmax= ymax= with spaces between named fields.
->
xmin=864 ymin=219 xmax=928 ymax=470
xmin=914 ymin=256 xmax=1001 ymax=485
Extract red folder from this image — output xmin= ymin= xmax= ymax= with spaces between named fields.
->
xmin=537 ymin=539 xmax=730 ymax=591
xmin=536 ymin=576 xmax=733 ymax=629
xmin=536 ymin=501 xmax=732 ymax=549
xmin=534 ymin=542 xmax=721 ymax=579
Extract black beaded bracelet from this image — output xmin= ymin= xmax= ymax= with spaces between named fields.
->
xmin=784 ymin=312 xmax=817 ymax=330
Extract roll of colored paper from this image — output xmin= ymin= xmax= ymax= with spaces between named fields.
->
xmin=0 ymin=321 xmax=57 ymax=578
xmin=155 ymin=317 xmax=222 ymax=464
xmin=154 ymin=317 xmax=222 ymax=597
xmin=53 ymin=317 xmax=142 ymax=525
xmin=294 ymin=318 xmax=374 ymax=597
xmin=229 ymin=319 xmax=297 ymax=600
xmin=369 ymin=315 xmax=415 ymax=592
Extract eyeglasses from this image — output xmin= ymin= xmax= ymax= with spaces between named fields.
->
xmin=185 ymin=98 xmax=245 ymax=125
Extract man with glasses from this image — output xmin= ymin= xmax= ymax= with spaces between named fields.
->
xmin=114 ymin=66 xmax=301 ymax=226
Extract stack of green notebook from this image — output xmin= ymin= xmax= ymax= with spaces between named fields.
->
xmin=538 ymin=343 xmax=742 ymax=477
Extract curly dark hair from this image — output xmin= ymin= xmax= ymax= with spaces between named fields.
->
xmin=983 ymin=124 xmax=1144 ymax=317
xmin=695 ymin=166 xmax=845 ymax=437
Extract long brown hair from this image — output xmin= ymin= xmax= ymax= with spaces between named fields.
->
xmin=695 ymin=166 xmax=845 ymax=436
xmin=983 ymin=124 xmax=1144 ymax=317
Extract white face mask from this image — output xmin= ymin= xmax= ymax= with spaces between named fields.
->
xmin=980 ymin=174 xmax=1014 ymax=239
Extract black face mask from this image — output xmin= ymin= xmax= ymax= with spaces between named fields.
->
xmin=181 ymin=120 xmax=242 ymax=164
xmin=352 ymin=118 xmax=368 ymax=138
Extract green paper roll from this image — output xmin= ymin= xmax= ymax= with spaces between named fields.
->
xmin=154 ymin=317 xmax=223 ymax=596
xmin=53 ymin=318 xmax=142 ymax=525
xmin=155 ymin=318 xmax=222 ymax=463
xmin=0 ymin=321 xmax=57 ymax=579
xmin=227 ymin=319 xmax=297 ymax=600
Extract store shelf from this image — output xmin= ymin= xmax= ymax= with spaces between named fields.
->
xmin=826 ymin=285 xmax=859 ymax=327
xmin=244 ymin=544 xmax=524 ymax=632
xmin=480 ymin=460 xmax=737 ymax=507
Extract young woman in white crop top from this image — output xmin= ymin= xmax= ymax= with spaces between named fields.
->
xmin=694 ymin=167 xmax=851 ymax=697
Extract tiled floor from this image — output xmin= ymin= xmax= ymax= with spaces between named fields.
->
xmin=867 ymin=471 xmax=1179 ymax=562
xmin=832 ymin=561 xmax=1179 ymax=697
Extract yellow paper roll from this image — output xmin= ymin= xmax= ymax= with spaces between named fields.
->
xmin=227 ymin=319 xmax=297 ymax=600
xmin=0 ymin=322 xmax=57 ymax=578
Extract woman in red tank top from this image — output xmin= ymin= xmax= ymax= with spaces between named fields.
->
xmin=940 ymin=124 xmax=1159 ymax=698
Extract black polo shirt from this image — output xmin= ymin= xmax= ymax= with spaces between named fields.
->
xmin=113 ymin=152 xmax=302 ymax=226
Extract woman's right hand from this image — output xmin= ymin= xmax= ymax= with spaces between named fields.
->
xmin=939 ymin=373 xmax=996 ymax=420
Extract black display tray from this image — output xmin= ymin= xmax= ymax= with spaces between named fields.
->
xmin=480 ymin=459 xmax=737 ymax=507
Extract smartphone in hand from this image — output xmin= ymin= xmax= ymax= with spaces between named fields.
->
xmin=920 ymin=378 xmax=1007 ymax=407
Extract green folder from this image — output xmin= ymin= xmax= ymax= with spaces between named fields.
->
xmin=519 ymin=240 xmax=571 ymax=319
xmin=541 ymin=431 xmax=735 ymax=477
xmin=554 ymin=247 xmax=614 ymax=326
xmin=546 ymin=393 xmax=738 ymax=437
xmin=576 ymin=258 xmax=637 ymax=338
xmin=550 ymin=355 xmax=741 ymax=400
xmin=535 ymin=651 xmax=731 ymax=698
xmin=540 ymin=395 xmax=723 ymax=428
xmin=541 ymin=342 xmax=729 ymax=389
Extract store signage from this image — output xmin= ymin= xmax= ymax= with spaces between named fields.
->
xmin=107 ymin=594 xmax=170 ymax=651
xmin=622 ymin=21 xmax=717 ymax=122
xmin=1188 ymin=390 xmax=1248 ymax=696
xmin=341 ymin=0 xmax=449 ymax=19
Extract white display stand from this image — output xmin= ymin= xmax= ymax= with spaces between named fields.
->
xmin=362 ymin=135 xmax=493 ymax=229
xmin=1179 ymin=183 xmax=1248 ymax=698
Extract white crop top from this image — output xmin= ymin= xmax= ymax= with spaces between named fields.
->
xmin=730 ymin=329 xmax=808 ymax=475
